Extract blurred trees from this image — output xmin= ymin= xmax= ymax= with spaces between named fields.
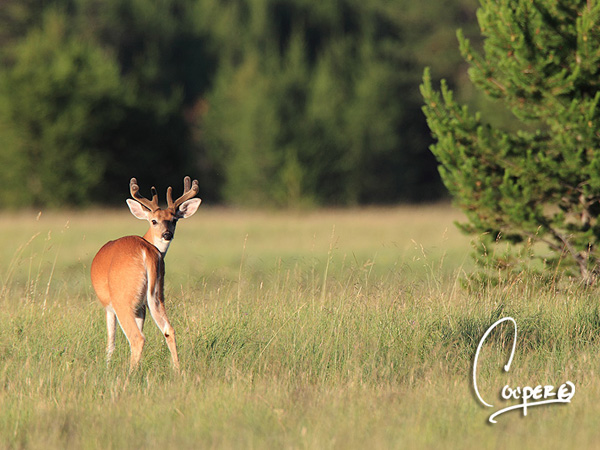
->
xmin=0 ymin=0 xmax=478 ymax=207
xmin=0 ymin=10 xmax=123 ymax=206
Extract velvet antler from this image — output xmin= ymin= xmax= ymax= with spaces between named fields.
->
xmin=130 ymin=178 xmax=160 ymax=212
xmin=166 ymin=176 xmax=199 ymax=211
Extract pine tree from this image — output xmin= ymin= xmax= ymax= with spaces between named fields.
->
xmin=421 ymin=0 xmax=600 ymax=282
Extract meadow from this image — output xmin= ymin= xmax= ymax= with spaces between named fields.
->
xmin=1 ymin=205 xmax=599 ymax=449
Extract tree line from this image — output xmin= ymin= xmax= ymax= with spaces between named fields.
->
xmin=0 ymin=0 xmax=478 ymax=207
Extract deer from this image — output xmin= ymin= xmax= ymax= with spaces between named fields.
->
xmin=91 ymin=176 xmax=201 ymax=371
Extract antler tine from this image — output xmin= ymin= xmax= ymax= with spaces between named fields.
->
xmin=166 ymin=186 xmax=174 ymax=209
xmin=150 ymin=186 xmax=158 ymax=205
xmin=183 ymin=176 xmax=191 ymax=193
xmin=167 ymin=176 xmax=199 ymax=211
xmin=130 ymin=178 xmax=160 ymax=211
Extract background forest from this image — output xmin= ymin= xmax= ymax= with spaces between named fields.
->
xmin=0 ymin=0 xmax=481 ymax=207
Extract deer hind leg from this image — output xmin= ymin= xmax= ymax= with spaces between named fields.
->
xmin=134 ymin=303 xmax=146 ymax=332
xmin=112 ymin=301 xmax=146 ymax=371
xmin=106 ymin=306 xmax=117 ymax=364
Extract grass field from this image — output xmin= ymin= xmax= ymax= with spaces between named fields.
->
xmin=1 ymin=204 xmax=599 ymax=449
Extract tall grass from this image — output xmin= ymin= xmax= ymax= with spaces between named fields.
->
xmin=1 ymin=205 xmax=599 ymax=449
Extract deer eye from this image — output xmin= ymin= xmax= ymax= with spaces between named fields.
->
xmin=151 ymin=219 xmax=158 ymax=226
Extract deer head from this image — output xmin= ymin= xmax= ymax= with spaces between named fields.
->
xmin=126 ymin=176 xmax=201 ymax=254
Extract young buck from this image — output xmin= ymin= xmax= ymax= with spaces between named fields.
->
xmin=91 ymin=176 xmax=201 ymax=370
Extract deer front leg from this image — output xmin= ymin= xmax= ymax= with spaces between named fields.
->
xmin=147 ymin=296 xmax=180 ymax=371
xmin=164 ymin=325 xmax=180 ymax=372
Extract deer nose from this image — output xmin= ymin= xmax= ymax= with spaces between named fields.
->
xmin=162 ymin=231 xmax=173 ymax=241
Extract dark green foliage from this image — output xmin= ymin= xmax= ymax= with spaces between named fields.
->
xmin=202 ymin=0 xmax=477 ymax=206
xmin=0 ymin=10 xmax=123 ymax=206
xmin=0 ymin=0 xmax=212 ymax=206
xmin=422 ymin=0 xmax=600 ymax=281
xmin=0 ymin=0 xmax=478 ymax=207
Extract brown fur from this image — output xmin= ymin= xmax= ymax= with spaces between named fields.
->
xmin=91 ymin=235 xmax=179 ymax=370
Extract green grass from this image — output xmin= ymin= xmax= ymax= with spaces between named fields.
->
xmin=1 ymin=205 xmax=599 ymax=448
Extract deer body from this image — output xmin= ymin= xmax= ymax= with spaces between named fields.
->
xmin=91 ymin=177 xmax=201 ymax=370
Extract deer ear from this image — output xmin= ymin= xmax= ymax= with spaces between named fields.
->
xmin=177 ymin=198 xmax=201 ymax=219
xmin=126 ymin=199 xmax=150 ymax=220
